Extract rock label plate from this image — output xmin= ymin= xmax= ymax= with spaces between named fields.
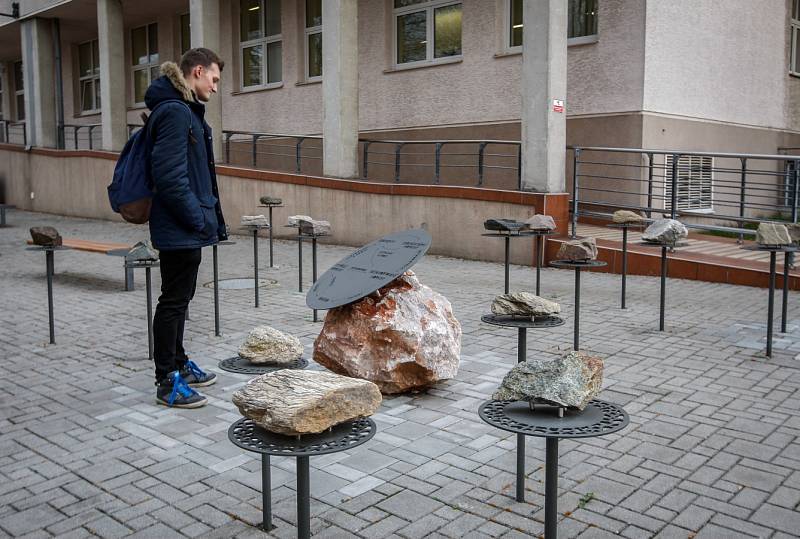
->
xmin=306 ymin=229 xmax=431 ymax=309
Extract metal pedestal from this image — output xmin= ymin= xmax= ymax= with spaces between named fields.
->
xmin=125 ymin=259 xmax=160 ymax=360
xmin=637 ymin=242 xmax=688 ymax=331
xmin=27 ymin=245 xmax=71 ymax=344
xmin=228 ymin=417 xmax=377 ymax=538
xmin=243 ymin=225 xmax=270 ymax=308
xmin=782 ymin=252 xmax=793 ymax=334
xmin=478 ymin=400 xmax=629 ymax=538
xmin=549 ymin=260 xmax=607 ymax=350
xmin=607 ymin=223 xmax=643 ymax=309
xmin=211 ymin=241 xmax=236 ymax=336
xmin=218 ymin=356 xmax=308 ymax=375
xmin=258 ymin=203 xmax=284 ymax=268
xmin=297 ymin=234 xmax=323 ymax=320
xmin=482 ymin=231 xmax=543 ymax=294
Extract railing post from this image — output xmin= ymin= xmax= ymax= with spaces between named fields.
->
xmin=74 ymin=126 xmax=79 ymax=150
xmin=23 ymin=123 xmax=27 ymax=146
xmin=295 ymin=137 xmax=305 ymax=173
xmin=517 ymin=143 xmax=522 ymax=190
xmin=646 ymin=152 xmax=654 ymax=219
xmin=477 ymin=142 xmax=487 ymax=186
xmin=670 ymin=153 xmax=679 ymax=219
xmin=3 ymin=121 xmax=8 ymax=143
xmin=252 ymin=134 xmax=259 ymax=167
xmin=434 ymin=142 xmax=443 ymax=184
xmin=793 ymin=160 xmax=800 ymax=225
xmin=88 ymin=126 xmax=94 ymax=150
xmin=394 ymin=143 xmax=404 ymax=182
xmin=738 ymin=157 xmax=747 ymax=243
xmin=571 ymin=148 xmax=581 ymax=238
xmin=362 ymin=141 xmax=370 ymax=179
xmin=225 ymin=132 xmax=232 ymax=164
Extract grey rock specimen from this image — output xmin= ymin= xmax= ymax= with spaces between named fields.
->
xmin=241 ymin=215 xmax=270 ymax=227
xmin=523 ymin=214 xmax=556 ymax=232
xmin=556 ymin=237 xmax=598 ymax=261
xmin=612 ymin=210 xmax=646 ymax=224
xmin=492 ymin=350 xmax=603 ymax=410
xmin=298 ymin=218 xmax=332 ymax=236
xmin=259 ymin=196 xmax=283 ymax=205
xmin=239 ymin=326 xmax=303 ymax=365
xmin=756 ymin=223 xmax=793 ymax=246
xmin=126 ymin=240 xmax=158 ymax=261
xmin=484 ymin=218 xmax=526 ymax=233
xmin=30 ymin=226 xmax=62 ymax=247
xmin=642 ymin=219 xmax=688 ymax=244
xmin=288 ymin=214 xmax=314 ymax=227
xmin=491 ymin=292 xmax=560 ymax=317
xmin=232 ymin=370 xmax=382 ymax=435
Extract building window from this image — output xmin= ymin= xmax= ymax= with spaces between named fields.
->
xmin=131 ymin=23 xmax=159 ymax=105
xmin=78 ymin=39 xmax=100 ymax=113
xmin=791 ymin=0 xmax=800 ymax=75
xmin=506 ymin=0 xmax=598 ymax=50
xmin=239 ymin=0 xmax=282 ymax=89
xmin=305 ymin=0 xmax=322 ymax=79
xmin=664 ymin=155 xmax=713 ymax=213
xmin=180 ymin=13 xmax=191 ymax=55
xmin=14 ymin=60 xmax=23 ymax=121
xmin=394 ymin=0 xmax=462 ymax=66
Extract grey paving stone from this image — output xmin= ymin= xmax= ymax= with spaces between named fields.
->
xmin=377 ymin=490 xmax=444 ymax=521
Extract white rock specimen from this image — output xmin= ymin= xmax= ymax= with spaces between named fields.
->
xmin=241 ymin=215 xmax=269 ymax=227
xmin=298 ymin=218 xmax=332 ymax=236
xmin=612 ymin=210 xmax=646 ymax=224
xmin=239 ymin=326 xmax=304 ymax=365
xmin=288 ymin=215 xmax=314 ymax=227
xmin=232 ymin=370 xmax=382 ymax=435
xmin=642 ymin=219 xmax=688 ymax=244
xmin=556 ymin=237 xmax=598 ymax=261
xmin=313 ymin=271 xmax=461 ymax=394
xmin=491 ymin=292 xmax=560 ymax=317
xmin=756 ymin=223 xmax=793 ymax=246
xmin=523 ymin=214 xmax=557 ymax=232
xmin=126 ymin=240 xmax=158 ymax=261
xmin=492 ymin=350 xmax=603 ymax=411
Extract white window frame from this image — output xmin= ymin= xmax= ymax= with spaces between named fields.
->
xmin=791 ymin=0 xmax=800 ymax=76
xmin=13 ymin=60 xmax=23 ymax=122
xmin=392 ymin=0 xmax=463 ymax=69
xmin=239 ymin=0 xmax=283 ymax=90
xmin=304 ymin=0 xmax=322 ymax=82
xmin=78 ymin=39 xmax=100 ymax=114
xmin=130 ymin=22 xmax=159 ymax=107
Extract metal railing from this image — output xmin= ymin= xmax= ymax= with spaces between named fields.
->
xmin=0 ymin=120 xmax=26 ymax=145
xmin=223 ymin=131 xmax=323 ymax=173
xmin=569 ymin=146 xmax=800 ymax=240
xmin=61 ymin=123 xmax=101 ymax=150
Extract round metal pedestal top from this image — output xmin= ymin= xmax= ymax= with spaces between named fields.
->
xmin=219 ymin=356 xmax=308 ymax=374
xmin=636 ymin=241 xmax=690 ymax=248
xmin=26 ymin=245 xmax=72 ymax=252
xmin=549 ymin=260 xmax=607 ymax=269
xmin=607 ymin=222 xmax=646 ymax=229
xmin=479 ymin=399 xmax=629 ymax=439
xmin=125 ymin=259 xmax=159 ymax=269
xmin=481 ymin=313 xmax=565 ymax=328
xmin=741 ymin=244 xmax=799 ymax=253
xmin=481 ymin=231 xmax=540 ymax=238
xmin=204 ymin=277 xmax=278 ymax=290
xmin=228 ymin=417 xmax=376 ymax=457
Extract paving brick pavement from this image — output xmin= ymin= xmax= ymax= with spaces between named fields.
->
xmin=1 ymin=210 xmax=800 ymax=538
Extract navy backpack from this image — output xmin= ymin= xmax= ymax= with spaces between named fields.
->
xmin=107 ymin=99 xmax=189 ymax=224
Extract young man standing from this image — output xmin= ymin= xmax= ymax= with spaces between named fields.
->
xmin=145 ymin=48 xmax=227 ymax=408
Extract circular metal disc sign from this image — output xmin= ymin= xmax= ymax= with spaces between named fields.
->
xmin=306 ymin=229 xmax=431 ymax=309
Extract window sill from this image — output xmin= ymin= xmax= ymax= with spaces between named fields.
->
xmin=384 ymin=56 xmax=462 ymax=74
xmin=494 ymin=49 xmax=521 ymax=59
xmin=74 ymin=111 xmax=101 ymax=119
xmin=295 ymin=79 xmax=322 ymax=87
xmin=678 ymin=208 xmax=715 ymax=215
xmin=232 ymin=83 xmax=284 ymax=95
xmin=127 ymin=105 xmax=147 ymax=112
xmin=568 ymin=35 xmax=599 ymax=47
xmin=790 ymin=71 xmax=800 ymax=79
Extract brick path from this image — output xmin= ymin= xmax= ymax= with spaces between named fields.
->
xmin=1 ymin=210 xmax=800 ymax=538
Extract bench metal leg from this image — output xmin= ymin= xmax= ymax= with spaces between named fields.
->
xmin=125 ymin=264 xmax=135 ymax=291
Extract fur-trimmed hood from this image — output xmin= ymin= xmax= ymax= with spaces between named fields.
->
xmin=144 ymin=61 xmax=197 ymax=110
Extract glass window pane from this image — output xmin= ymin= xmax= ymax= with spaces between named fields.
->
xmin=511 ymin=0 xmax=523 ymax=47
xmin=95 ymin=78 xmax=101 ymax=109
xmin=397 ymin=11 xmax=427 ymax=64
xmin=306 ymin=0 xmax=322 ymax=28
xmin=181 ymin=14 xmax=191 ymax=53
xmin=395 ymin=0 xmax=428 ymax=7
xmin=148 ymin=23 xmax=159 ymax=63
xmin=16 ymin=94 xmax=24 ymax=121
xmin=266 ymin=0 xmax=281 ymax=36
xmin=14 ymin=61 xmax=22 ymax=91
xmin=81 ymin=80 xmax=93 ymax=111
xmin=794 ymin=27 xmax=800 ymax=73
xmin=132 ymin=27 xmax=148 ymax=65
xmin=240 ymin=0 xmax=262 ymax=41
xmin=150 ymin=66 xmax=160 ymax=82
xmin=134 ymin=69 xmax=149 ymax=103
xmin=569 ymin=0 xmax=597 ymax=38
xmin=267 ymin=41 xmax=282 ymax=83
xmin=308 ymin=32 xmax=322 ymax=77
xmin=79 ymin=42 xmax=93 ymax=77
xmin=243 ymin=44 xmax=263 ymax=86
xmin=434 ymin=4 xmax=461 ymax=58
xmin=92 ymin=40 xmax=100 ymax=74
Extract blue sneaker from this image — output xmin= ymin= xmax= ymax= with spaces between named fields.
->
xmin=179 ymin=360 xmax=217 ymax=387
xmin=156 ymin=371 xmax=208 ymax=408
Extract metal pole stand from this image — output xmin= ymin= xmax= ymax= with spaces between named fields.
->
xmin=544 ymin=438 xmax=559 ymax=538
xmin=253 ymin=229 xmax=260 ymax=308
xmin=504 ymin=236 xmax=510 ymax=294
xmin=782 ymin=252 xmax=792 ymax=333
xmin=621 ymin=228 xmax=628 ymax=309
xmin=297 ymin=231 xmax=303 ymax=293
xmin=659 ymin=245 xmax=667 ymax=332
xmin=536 ymin=235 xmax=542 ymax=296
xmin=297 ymin=456 xmax=311 ymax=539
xmin=213 ymin=245 xmax=220 ymax=336
xmin=146 ymin=266 xmax=153 ymax=360
xmin=261 ymin=454 xmax=274 ymax=531
xmin=46 ymin=250 xmax=55 ymax=344
xmin=312 ymin=237 xmax=319 ymax=322
xmin=768 ymin=251 xmax=776 ymax=358
xmin=268 ymin=206 xmax=275 ymax=268
xmin=549 ymin=260 xmax=607 ymax=352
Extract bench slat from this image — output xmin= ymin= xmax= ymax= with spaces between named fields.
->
xmin=26 ymin=238 xmax=131 ymax=253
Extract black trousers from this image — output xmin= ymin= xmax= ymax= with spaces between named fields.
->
xmin=153 ymin=248 xmax=202 ymax=382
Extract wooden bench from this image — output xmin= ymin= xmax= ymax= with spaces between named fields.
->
xmin=26 ymin=238 xmax=141 ymax=290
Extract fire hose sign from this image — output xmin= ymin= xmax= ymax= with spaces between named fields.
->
xmin=552 ymin=99 xmax=564 ymax=113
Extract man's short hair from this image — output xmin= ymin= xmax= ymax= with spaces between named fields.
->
xmin=180 ymin=48 xmax=224 ymax=76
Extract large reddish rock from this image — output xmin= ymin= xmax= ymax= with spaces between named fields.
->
xmin=313 ymin=271 xmax=461 ymax=394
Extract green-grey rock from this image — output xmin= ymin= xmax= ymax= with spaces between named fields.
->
xmin=491 ymin=292 xmax=560 ymax=317
xmin=492 ymin=350 xmax=603 ymax=410
xmin=612 ymin=210 xmax=645 ymax=224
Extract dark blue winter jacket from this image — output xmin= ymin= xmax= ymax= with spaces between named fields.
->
xmin=144 ymin=62 xmax=227 ymax=251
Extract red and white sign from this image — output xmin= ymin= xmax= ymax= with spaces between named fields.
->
xmin=552 ymin=99 xmax=564 ymax=113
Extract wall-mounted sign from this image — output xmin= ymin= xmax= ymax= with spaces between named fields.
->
xmin=552 ymin=99 xmax=564 ymax=113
